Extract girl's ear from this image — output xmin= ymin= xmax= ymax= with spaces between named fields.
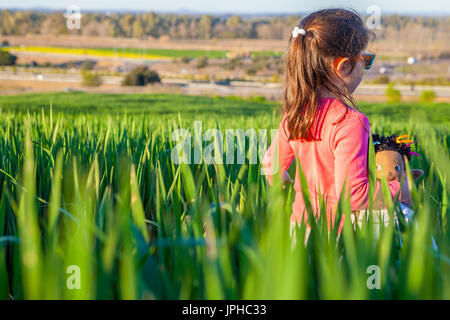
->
xmin=334 ymin=57 xmax=352 ymax=78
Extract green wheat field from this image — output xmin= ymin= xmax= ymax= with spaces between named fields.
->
xmin=10 ymin=46 xmax=283 ymax=60
xmin=0 ymin=92 xmax=448 ymax=299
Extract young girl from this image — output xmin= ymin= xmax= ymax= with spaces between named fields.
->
xmin=262 ymin=8 xmax=412 ymax=235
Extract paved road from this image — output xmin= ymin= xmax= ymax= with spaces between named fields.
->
xmin=1 ymin=71 xmax=450 ymax=98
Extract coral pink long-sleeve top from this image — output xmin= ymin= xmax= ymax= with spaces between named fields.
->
xmin=262 ymin=97 xmax=401 ymax=230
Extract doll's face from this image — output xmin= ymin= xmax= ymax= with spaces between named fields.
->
xmin=375 ymin=150 xmax=404 ymax=181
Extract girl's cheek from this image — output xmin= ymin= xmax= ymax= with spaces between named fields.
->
xmin=347 ymin=66 xmax=364 ymax=93
xmin=353 ymin=63 xmax=365 ymax=85
xmin=355 ymin=61 xmax=365 ymax=77
xmin=346 ymin=61 xmax=363 ymax=79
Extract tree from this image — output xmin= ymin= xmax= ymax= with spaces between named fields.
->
xmin=189 ymin=18 xmax=198 ymax=39
xmin=196 ymin=56 xmax=209 ymax=69
xmin=122 ymin=66 xmax=161 ymax=86
xmin=225 ymin=15 xmax=246 ymax=38
xmin=119 ymin=14 xmax=134 ymax=37
xmin=420 ymin=90 xmax=436 ymax=103
xmin=143 ymin=12 xmax=159 ymax=37
xmin=0 ymin=50 xmax=17 ymax=66
xmin=81 ymin=71 xmax=102 ymax=87
xmin=81 ymin=61 xmax=95 ymax=71
xmin=83 ymin=21 xmax=102 ymax=36
xmin=199 ymin=15 xmax=213 ymax=39
xmin=385 ymin=83 xmax=401 ymax=102
xmin=132 ymin=14 xmax=144 ymax=38
xmin=0 ymin=10 xmax=16 ymax=35
xmin=40 ymin=12 xmax=69 ymax=35
xmin=180 ymin=56 xmax=191 ymax=64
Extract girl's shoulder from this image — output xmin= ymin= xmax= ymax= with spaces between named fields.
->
xmin=320 ymin=97 xmax=370 ymax=128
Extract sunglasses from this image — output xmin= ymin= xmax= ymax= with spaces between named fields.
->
xmin=360 ymin=52 xmax=376 ymax=70
xmin=334 ymin=51 xmax=376 ymax=71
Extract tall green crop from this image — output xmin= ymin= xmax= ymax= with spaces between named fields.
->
xmin=0 ymin=93 xmax=448 ymax=299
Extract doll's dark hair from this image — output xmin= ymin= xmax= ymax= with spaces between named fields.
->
xmin=372 ymin=134 xmax=414 ymax=161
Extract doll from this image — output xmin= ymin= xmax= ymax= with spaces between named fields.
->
xmin=372 ymin=134 xmax=439 ymax=251
xmin=373 ymin=134 xmax=423 ymax=185
xmin=372 ymin=134 xmax=423 ymax=223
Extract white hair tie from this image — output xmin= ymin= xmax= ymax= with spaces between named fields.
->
xmin=292 ymin=26 xmax=307 ymax=38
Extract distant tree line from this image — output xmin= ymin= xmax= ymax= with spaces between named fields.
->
xmin=0 ymin=10 xmax=448 ymax=41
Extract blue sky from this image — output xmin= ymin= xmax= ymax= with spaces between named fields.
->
xmin=1 ymin=0 xmax=449 ymax=14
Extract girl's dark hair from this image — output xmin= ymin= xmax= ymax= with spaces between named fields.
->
xmin=283 ymin=8 xmax=373 ymax=140
xmin=373 ymin=134 xmax=413 ymax=161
